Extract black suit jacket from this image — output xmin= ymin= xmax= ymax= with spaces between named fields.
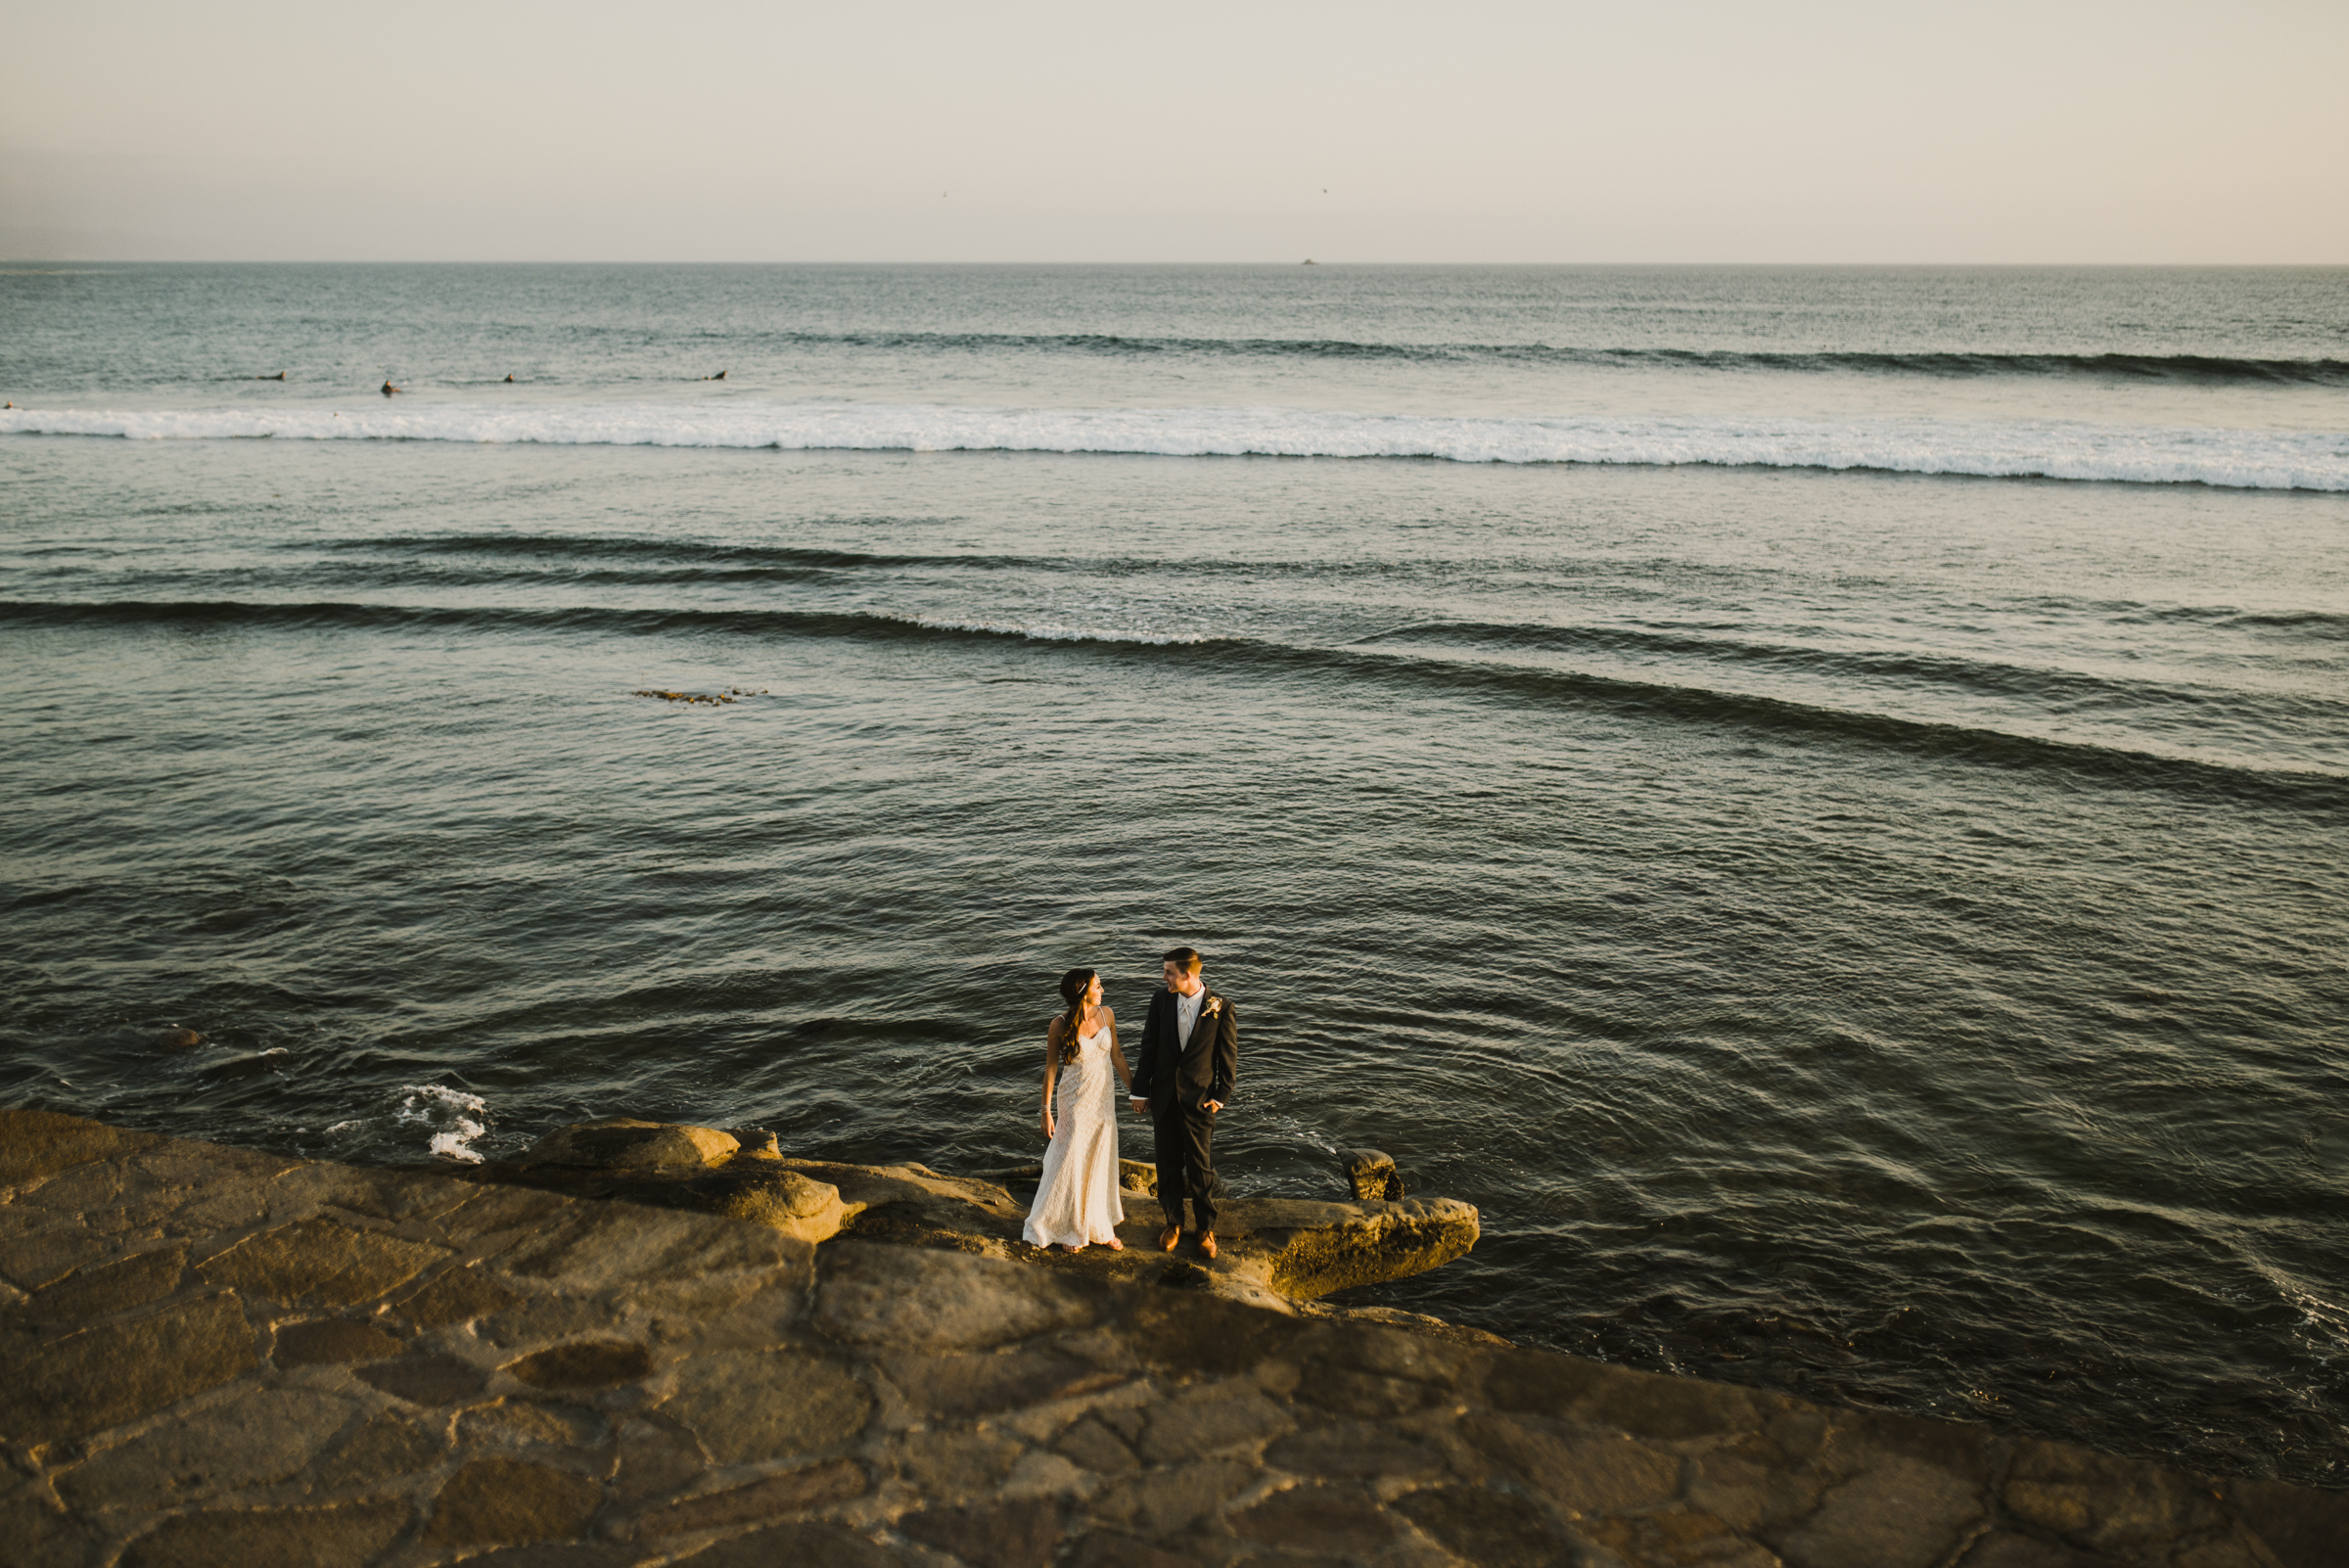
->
xmin=1135 ymin=987 xmax=1238 ymax=1111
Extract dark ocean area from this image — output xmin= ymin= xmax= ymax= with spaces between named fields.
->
xmin=3 ymin=263 xmax=2344 ymax=1488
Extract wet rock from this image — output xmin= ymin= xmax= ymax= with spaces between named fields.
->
xmin=901 ymin=1496 xmax=1064 ymax=1568
xmin=701 ymin=1166 xmax=852 ymax=1243
xmin=273 ymin=1316 xmax=403 ymax=1365
xmin=484 ymin=1121 xmax=857 ymax=1245
xmin=518 ymin=1118 xmax=740 ymax=1172
xmin=0 ymin=1291 xmax=257 ymax=1445
xmin=57 ymin=1386 xmax=356 ymax=1511
xmin=121 ymin=1499 xmax=409 ymax=1568
xmin=1231 ymin=1483 xmax=1396 ymax=1552
xmin=504 ymin=1337 xmax=654 ymax=1389
xmin=817 ymin=1243 xmax=1096 ymax=1352
xmin=196 ymin=1215 xmax=447 ymax=1309
xmin=8 ymin=1104 xmax=2341 ymax=1568
xmin=1232 ymin=1196 xmax=1478 ymax=1299
xmin=657 ymin=1348 xmax=873 ymax=1464
xmin=1339 ymin=1147 xmax=1403 ymax=1201
xmin=355 ymin=1351 xmax=490 ymax=1407
xmin=626 ymin=1457 xmax=866 ymax=1541
xmin=422 ymin=1457 xmax=601 ymax=1546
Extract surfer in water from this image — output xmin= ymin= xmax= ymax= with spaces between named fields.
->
xmin=381 ymin=380 xmax=401 ymax=396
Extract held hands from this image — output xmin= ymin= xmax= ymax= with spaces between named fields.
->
xmin=1128 ymin=1097 xmax=1148 ymax=1115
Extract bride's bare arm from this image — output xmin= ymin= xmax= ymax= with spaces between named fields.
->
xmin=1108 ymin=1010 xmax=1135 ymax=1094
xmin=1039 ymin=1018 xmax=1061 ymax=1138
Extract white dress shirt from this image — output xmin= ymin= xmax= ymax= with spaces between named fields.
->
xmin=1174 ymin=986 xmax=1205 ymax=1047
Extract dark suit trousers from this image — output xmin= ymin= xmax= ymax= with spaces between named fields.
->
xmin=1151 ymin=1100 xmax=1220 ymax=1232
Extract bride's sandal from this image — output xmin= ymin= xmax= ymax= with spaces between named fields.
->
xmin=1104 ymin=1237 xmax=1125 ymax=1251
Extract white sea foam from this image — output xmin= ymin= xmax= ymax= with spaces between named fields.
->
xmin=394 ymin=1083 xmax=489 ymax=1164
xmin=898 ymin=612 xmax=1219 ymax=644
xmin=4 ymin=400 xmax=2345 ymax=490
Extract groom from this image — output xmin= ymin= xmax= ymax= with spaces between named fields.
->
xmin=1130 ymin=945 xmax=1238 ymax=1260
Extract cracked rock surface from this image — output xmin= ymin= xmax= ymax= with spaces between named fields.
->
xmin=2 ymin=1109 xmax=2340 ymax=1567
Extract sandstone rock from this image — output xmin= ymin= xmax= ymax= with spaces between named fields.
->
xmin=1463 ymin=1412 xmax=1681 ymax=1516
xmin=1 ymin=1290 xmax=257 ymax=1445
xmin=2225 ymin=1476 xmax=2349 ymax=1568
xmin=1390 ymin=1486 xmax=1564 ymax=1568
xmin=422 ymin=1457 xmax=601 ymax=1546
xmin=0 ymin=1484 xmax=88 ymax=1568
xmin=120 ymin=1498 xmax=409 ymax=1568
xmin=668 ymin=1520 xmax=898 ymax=1568
xmin=1775 ymin=1451 xmax=1986 ymax=1568
xmin=456 ymin=1399 xmax=608 ymax=1453
xmin=815 ymin=1242 xmax=1094 ymax=1351
xmin=481 ymin=1125 xmax=859 ymax=1246
xmin=897 ymin=1429 xmax=1027 ymax=1499
xmin=1138 ymin=1384 xmax=1294 ymax=1464
xmin=389 ymin=1263 xmax=522 ymax=1330
xmin=58 ymin=1386 xmax=356 ymax=1511
xmin=0 ymin=1109 xmax=161 ymax=1187
xmin=879 ymin=1345 xmax=1122 ymax=1419
xmin=1265 ymin=1422 xmax=1444 ymax=1479
xmin=518 ymin=1118 xmax=740 ymax=1172
xmin=311 ymin=1414 xmax=443 ymax=1491
xmin=1086 ymin=1456 xmax=1254 ymax=1536
xmin=1339 ymin=1148 xmax=1404 ymax=1202
xmin=355 ymin=1351 xmax=489 ymax=1406
xmin=7 ymin=1105 xmax=2339 ymax=1568
xmin=1231 ymin=1483 xmax=1396 ymax=1552
xmin=21 ymin=1244 xmax=187 ymax=1326
xmin=900 ymin=1496 xmax=1063 ymax=1568
xmin=701 ymin=1167 xmax=852 ymax=1243
xmin=1053 ymin=1416 xmax=1140 ymax=1474
xmin=504 ymin=1337 xmax=655 ymax=1389
xmin=273 ymin=1316 xmax=403 ymax=1365
xmin=658 ymin=1349 xmax=873 ymax=1464
xmin=627 ymin=1456 xmax=865 ymax=1540
xmin=196 ymin=1216 xmax=446 ymax=1309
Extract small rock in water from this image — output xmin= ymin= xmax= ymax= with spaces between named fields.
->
xmin=160 ymin=1027 xmax=206 ymax=1048
xmin=1339 ymin=1148 xmax=1404 ymax=1202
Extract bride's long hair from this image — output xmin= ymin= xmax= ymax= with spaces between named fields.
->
xmin=1056 ymin=967 xmax=1098 ymax=1067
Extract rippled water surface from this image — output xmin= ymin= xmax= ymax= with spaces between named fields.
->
xmin=4 ymin=264 xmax=2345 ymax=1488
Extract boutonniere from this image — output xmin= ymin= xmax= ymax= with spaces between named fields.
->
xmin=1204 ymin=998 xmax=1222 ymax=1017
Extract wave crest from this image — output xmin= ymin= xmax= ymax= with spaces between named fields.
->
xmin=5 ymin=400 xmax=2344 ymax=490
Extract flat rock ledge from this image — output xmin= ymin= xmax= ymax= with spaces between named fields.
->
xmin=487 ymin=1119 xmax=1484 ymax=1321
xmin=0 ymin=1111 xmax=2338 ymax=1568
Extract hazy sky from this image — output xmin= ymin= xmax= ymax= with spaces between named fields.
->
xmin=4 ymin=0 xmax=2343 ymax=263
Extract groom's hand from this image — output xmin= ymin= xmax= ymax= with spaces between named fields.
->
xmin=1128 ymin=1097 xmax=1148 ymax=1115
xmin=1203 ymin=1099 xmax=1222 ymax=1114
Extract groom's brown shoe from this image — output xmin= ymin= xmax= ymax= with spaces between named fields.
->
xmin=1198 ymin=1232 xmax=1218 ymax=1261
xmin=1158 ymin=1225 xmax=1181 ymax=1253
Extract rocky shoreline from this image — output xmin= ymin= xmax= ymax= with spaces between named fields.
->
xmin=484 ymin=1119 xmax=1487 ymax=1332
xmin=3 ymin=1108 xmax=2339 ymax=1567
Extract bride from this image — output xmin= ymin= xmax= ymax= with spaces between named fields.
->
xmin=1022 ymin=967 xmax=1134 ymax=1252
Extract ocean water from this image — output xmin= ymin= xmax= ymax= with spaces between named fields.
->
xmin=3 ymin=263 xmax=2344 ymax=1487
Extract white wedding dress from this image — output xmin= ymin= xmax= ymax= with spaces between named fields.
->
xmin=1022 ymin=1023 xmax=1126 ymax=1248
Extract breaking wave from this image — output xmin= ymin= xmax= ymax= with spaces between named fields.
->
xmin=5 ymin=400 xmax=2344 ymax=490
